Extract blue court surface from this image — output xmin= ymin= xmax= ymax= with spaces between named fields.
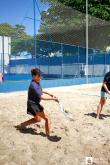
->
xmin=0 ymin=77 xmax=103 ymax=92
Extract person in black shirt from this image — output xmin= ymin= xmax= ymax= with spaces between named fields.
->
xmin=96 ymin=71 xmax=110 ymax=119
xmin=15 ymin=68 xmax=58 ymax=137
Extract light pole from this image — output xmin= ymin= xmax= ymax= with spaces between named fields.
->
xmin=33 ymin=0 xmax=37 ymax=66
xmin=2 ymin=36 xmax=4 ymax=81
xmin=86 ymin=0 xmax=88 ymax=83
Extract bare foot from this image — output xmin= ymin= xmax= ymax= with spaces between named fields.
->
xmin=96 ymin=116 xmax=99 ymax=119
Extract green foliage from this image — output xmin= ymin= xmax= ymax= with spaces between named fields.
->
xmin=42 ymin=0 xmax=110 ymax=21
xmin=0 ymin=23 xmax=35 ymax=57
xmin=55 ymin=0 xmax=110 ymax=21
xmin=40 ymin=0 xmax=110 ymax=36
xmin=39 ymin=2 xmax=85 ymax=35
xmin=0 ymin=23 xmax=15 ymax=36
xmin=40 ymin=0 xmax=110 ymax=50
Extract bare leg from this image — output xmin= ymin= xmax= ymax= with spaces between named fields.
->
xmin=96 ymin=97 xmax=106 ymax=119
xmin=15 ymin=116 xmax=41 ymax=129
xmin=15 ymin=111 xmax=51 ymax=136
xmin=36 ymin=111 xmax=51 ymax=136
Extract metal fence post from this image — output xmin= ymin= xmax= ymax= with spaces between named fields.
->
xmin=61 ymin=43 xmax=63 ymax=78
xmin=78 ymin=46 xmax=80 ymax=77
xmin=86 ymin=0 xmax=88 ymax=83
xmin=2 ymin=36 xmax=4 ymax=81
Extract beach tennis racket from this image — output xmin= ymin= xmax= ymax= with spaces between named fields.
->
xmin=58 ymin=101 xmax=73 ymax=120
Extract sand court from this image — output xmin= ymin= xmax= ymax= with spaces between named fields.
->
xmin=0 ymin=83 xmax=110 ymax=165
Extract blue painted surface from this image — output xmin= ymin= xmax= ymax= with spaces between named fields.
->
xmin=4 ymin=74 xmax=32 ymax=81
xmin=0 ymin=77 xmax=103 ymax=92
xmin=4 ymin=73 xmax=61 ymax=80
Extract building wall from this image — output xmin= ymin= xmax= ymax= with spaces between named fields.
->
xmin=0 ymin=36 xmax=11 ymax=72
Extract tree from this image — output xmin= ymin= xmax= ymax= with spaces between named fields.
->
xmin=39 ymin=0 xmax=110 ymax=50
xmin=14 ymin=24 xmax=25 ymax=32
xmin=0 ymin=23 xmax=35 ymax=57
xmin=0 ymin=23 xmax=15 ymax=36
xmin=40 ymin=0 xmax=110 ymax=35
xmin=42 ymin=0 xmax=110 ymax=21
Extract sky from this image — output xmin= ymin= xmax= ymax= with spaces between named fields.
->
xmin=0 ymin=0 xmax=49 ymax=35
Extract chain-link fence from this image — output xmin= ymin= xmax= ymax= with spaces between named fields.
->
xmin=0 ymin=0 xmax=110 ymax=81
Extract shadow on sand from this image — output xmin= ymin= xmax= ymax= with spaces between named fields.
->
xmin=14 ymin=126 xmax=61 ymax=142
xmin=84 ymin=112 xmax=110 ymax=120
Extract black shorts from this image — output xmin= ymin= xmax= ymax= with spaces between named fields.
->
xmin=27 ymin=101 xmax=44 ymax=116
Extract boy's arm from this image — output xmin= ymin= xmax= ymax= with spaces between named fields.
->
xmin=102 ymin=82 xmax=110 ymax=94
xmin=40 ymin=93 xmax=58 ymax=101
xmin=42 ymin=90 xmax=55 ymax=97
xmin=42 ymin=90 xmax=59 ymax=101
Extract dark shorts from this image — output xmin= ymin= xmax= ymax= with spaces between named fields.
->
xmin=27 ymin=100 xmax=44 ymax=116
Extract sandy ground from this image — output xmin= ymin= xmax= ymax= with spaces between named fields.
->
xmin=0 ymin=83 xmax=110 ymax=165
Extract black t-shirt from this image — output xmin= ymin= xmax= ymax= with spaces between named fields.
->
xmin=101 ymin=72 xmax=110 ymax=92
xmin=28 ymin=80 xmax=42 ymax=104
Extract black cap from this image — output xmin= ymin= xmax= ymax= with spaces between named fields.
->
xmin=31 ymin=68 xmax=43 ymax=76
